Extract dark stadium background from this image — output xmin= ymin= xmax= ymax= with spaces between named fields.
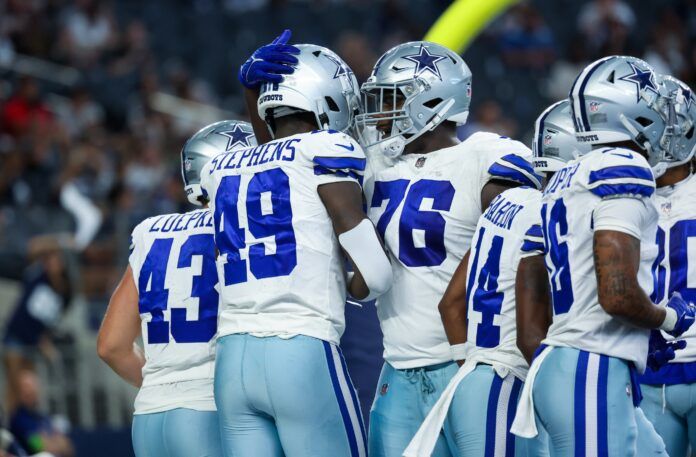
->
xmin=0 ymin=0 xmax=692 ymax=455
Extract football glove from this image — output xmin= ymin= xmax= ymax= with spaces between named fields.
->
xmin=664 ymin=292 xmax=696 ymax=337
xmin=647 ymin=330 xmax=686 ymax=371
xmin=238 ymin=29 xmax=300 ymax=89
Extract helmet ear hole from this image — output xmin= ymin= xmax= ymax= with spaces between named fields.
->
xmin=325 ymin=96 xmax=340 ymax=112
xmin=636 ymin=116 xmax=653 ymax=127
xmin=607 ymin=70 xmax=615 ymax=83
xmin=686 ymin=125 xmax=695 ymax=140
xmin=423 ymin=98 xmax=443 ymax=109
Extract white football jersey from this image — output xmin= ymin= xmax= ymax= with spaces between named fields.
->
xmin=200 ymin=129 xmax=366 ymax=345
xmin=366 ymin=131 xmax=539 ymax=369
xmin=128 ymin=208 xmax=218 ymax=413
xmin=651 ymin=172 xmax=696 ymax=364
xmin=540 ymin=147 xmax=658 ymax=372
xmin=465 ymin=186 xmax=542 ymax=377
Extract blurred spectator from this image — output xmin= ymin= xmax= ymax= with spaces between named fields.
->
xmin=59 ymin=0 xmax=116 ymax=67
xmin=335 ymin=31 xmax=378 ymax=83
xmin=3 ymin=240 xmax=72 ymax=413
xmin=643 ymin=7 xmax=688 ymax=76
xmin=457 ymin=100 xmax=518 ymax=140
xmin=577 ymin=0 xmax=636 ymax=37
xmin=9 ymin=370 xmax=74 ymax=457
xmin=53 ymin=87 xmax=104 ymax=140
xmin=0 ymin=77 xmax=53 ymax=138
xmin=497 ymin=3 xmax=556 ymax=72
xmin=546 ymin=36 xmax=590 ymax=100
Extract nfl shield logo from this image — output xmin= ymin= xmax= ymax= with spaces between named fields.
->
xmin=184 ymin=157 xmax=193 ymax=172
xmin=466 ymin=82 xmax=472 ymax=98
xmin=589 ymin=101 xmax=601 ymax=112
xmin=661 ymin=201 xmax=672 ymax=215
xmin=380 ymin=383 xmax=389 ymax=396
xmin=415 ymin=157 xmax=426 ymax=168
xmin=543 ymin=134 xmax=552 ymax=145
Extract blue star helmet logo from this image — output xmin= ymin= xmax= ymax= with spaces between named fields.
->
xmin=618 ymin=62 xmax=658 ymax=102
xmin=324 ymin=53 xmax=352 ymax=79
xmin=217 ymin=125 xmax=253 ymax=151
xmin=402 ymin=45 xmax=447 ymax=80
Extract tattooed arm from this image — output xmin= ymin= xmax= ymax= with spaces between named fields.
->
xmin=593 ymin=230 xmax=665 ymax=328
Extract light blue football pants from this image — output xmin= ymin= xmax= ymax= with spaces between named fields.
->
xmin=447 ymin=364 xmax=549 ymax=456
xmin=214 ymin=334 xmax=367 ymax=457
xmin=533 ymin=347 xmax=666 ymax=456
xmin=369 ymin=361 xmax=459 ymax=457
xmin=132 ymin=408 xmax=222 ymax=457
xmin=641 ymin=383 xmax=696 ymax=457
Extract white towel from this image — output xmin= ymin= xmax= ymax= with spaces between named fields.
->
xmin=402 ymin=357 xmax=479 ymax=457
xmin=510 ymin=345 xmax=553 ymax=438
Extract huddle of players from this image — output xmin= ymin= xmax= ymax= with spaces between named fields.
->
xmin=96 ymin=27 xmax=696 ymax=457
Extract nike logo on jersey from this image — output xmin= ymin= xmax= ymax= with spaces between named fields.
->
xmin=610 ymin=151 xmax=633 ymax=159
xmin=335 ymin=143 xmax=355 ymax=151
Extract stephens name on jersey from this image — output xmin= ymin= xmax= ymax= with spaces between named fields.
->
xmin=540 ymin=147 xmax=659 ymax=371
xmin=365 ymin=131 xmax=540 ymax=369
xmin=128 ymin=208 xmax=218 ymax=414
xmin=200 ymin=129 xmax=366 ymax=345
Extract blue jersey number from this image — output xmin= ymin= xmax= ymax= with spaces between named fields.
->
xmin=371 ymin=179 xmax=455 ymax=267
xmin=652 ymin=220 xmax=696 ymax=304
xmin=214 ymin=168 xmax=297 ymax=286
xmin=138 ymin=234 xmax=219 ymax=344
xmin=466 ymin=226 xmax=505 ymax=348
xmin=541 ymin=198 xmax=574 ymax=314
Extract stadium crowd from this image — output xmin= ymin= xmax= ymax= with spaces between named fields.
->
xmin=1 ymin=0 xmax=696 ymax=454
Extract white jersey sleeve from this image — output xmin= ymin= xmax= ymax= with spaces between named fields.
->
xmin=468 ymin=132 xmax=542 ymax=191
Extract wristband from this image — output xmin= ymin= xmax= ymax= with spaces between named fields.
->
xmin=450 ymin=343 xmax=470 ymax=361
xmin=660 ymin=307 xmax=678 ymax=332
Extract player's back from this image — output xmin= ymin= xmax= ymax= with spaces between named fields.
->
xmin=128 ymin=208 xmax=218 ymax=412
xmin=200 ymin=129 xmax=366 ymax=344
xmin=541 ymin=146 xmax=658 ymax=370
xmin=366 ymin=131 xmax=538 ymax=369
xmin=466 ymin=186 xmax=542 ymax=376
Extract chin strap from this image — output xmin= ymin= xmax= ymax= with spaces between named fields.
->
xmin=383 ymin=98 xmax=457 ymax=158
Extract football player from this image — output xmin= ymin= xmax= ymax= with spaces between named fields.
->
xmin=404 ymin=100 xmax=581 ymax=457
xmin=353 ymin=41 xmax=541 ymax=457
xmin=639 ymin=75 xmax=696 ymax=457
xmin=511 ymin=56 xmax=695 ymax=456
xmin=204 ymin=43 xmax=392 ymax=457
xmin=97 ymin=120 xmax=257 ymax=457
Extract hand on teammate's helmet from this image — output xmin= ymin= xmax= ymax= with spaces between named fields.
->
xmin=647 ymin=330 xmax=686 ymax=371
xmin=239 ymin=29 xmax=300 ymax=89
xmin=665 ymin=292 xmax=696 ymax=337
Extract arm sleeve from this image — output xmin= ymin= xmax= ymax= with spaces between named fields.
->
xmin=479 ymin=137 xmax=542 ymax=189
xmin=520 ymin=223 xmax=545 ymax=258
xmin=593 ymin=197 xmax=652 ymax=239
xmin=306 ymin=130 xmax=367 ymax=187
xmin=585 ymin=147 xmax=656 ymax=199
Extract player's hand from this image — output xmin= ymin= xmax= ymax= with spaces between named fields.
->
xmin=664 ymin=292 xmax=696 ymax=337
xmin=647 ymin=330 xmax=686 ymax=371
xmin=238 ymin=29 xmax=300 ymax=89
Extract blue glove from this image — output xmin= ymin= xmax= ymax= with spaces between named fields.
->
xmin=647 ymin=330 xmax=686 ymax=371
xmin=665 ymin=292 xmax=696 ymax=337
xmin=238 ymin=29 xmax=300 ymax=89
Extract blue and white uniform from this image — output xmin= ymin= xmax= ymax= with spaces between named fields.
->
xmin=200 ymin=129 xmax=367 ymax=457
xmin=511 ymin=147 xmax=666 ymax=456
xmin=128 ymin=208 xmax=221 ymax=457
xmin=365 ymin=132 xmax=539 ymax=457
xmin=403 ymin=187 xmax=549 ymax=457
xmin=640 ymin=172 xmax=696 ymax=457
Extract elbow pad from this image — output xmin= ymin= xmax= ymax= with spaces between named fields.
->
xmin=339 ymin=219 xmax=393 ymax=301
